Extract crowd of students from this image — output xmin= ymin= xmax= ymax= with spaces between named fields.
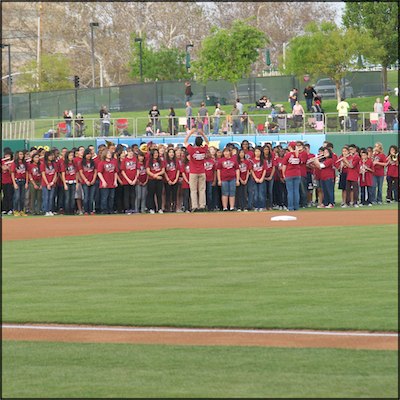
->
xmin=1 ymin=129 xmax=398 ymax=217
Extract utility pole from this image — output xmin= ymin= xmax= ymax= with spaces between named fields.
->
xmin=90 ymin=22 xmax=99 ymax=88
xmin=1 ymin=44 xmax=12 ymax=122
xmin=37 ymin=2 xmax=42 ymax=89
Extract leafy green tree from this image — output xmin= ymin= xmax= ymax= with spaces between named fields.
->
xmin=129 ymin=35 xmax=190 ymax=82
xmin=281 ymin=22 xmax=384 ymax=102
xmin=342 ymin=2 xmax=398 ymax=91
xmin=191 ymin=19 xmax=268 ymax=97
xmin=18 ymin=53 xmax=74 ymax=92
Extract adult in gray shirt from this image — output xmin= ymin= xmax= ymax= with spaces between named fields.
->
xmin=186 ymin=101 xmax=193 ymax=130
xmin=198 ymin=102 xmax=209 ymax=134
xmin=236 ymin=98 xmax=244 ymax=133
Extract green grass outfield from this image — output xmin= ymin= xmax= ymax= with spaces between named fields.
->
xmin=3 ymin=225 xmax=398 ymax=331
xmin=2 ymin=341 xmax=398 ymax=398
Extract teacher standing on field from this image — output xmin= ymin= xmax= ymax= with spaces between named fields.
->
xmin=184 ymin=127 xmax=209 ymax=212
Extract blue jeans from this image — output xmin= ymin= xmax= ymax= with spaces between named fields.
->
xmin=221 ymin=179 xmax=236 ymax=197
xmin=299 ymin=176 xmax=308 ymax=207
xmin=82 ymin=183 xmax=95 ymax=213
xmin=265 ymin=179 xmax=274 ymax=208
xmin=232 ymin=119 xmax=240 ymax=134
xmin=100 ymin=188 xmax=115 ymax=213
xmin=206 ymin=181 xmax=214 ymax=210
xmin=372 ymin=175 xmax=384 ymax=203
xmin=213 ymin=117 xmax=220 ymax=135
xmin=42 ymin=187 xmax=55 ymax=213
xmin=64 ymin=183 xmax=76 ymax=214
xmin=305 ymin=97 xmax=312 ymax=111
xmin=13 ymin=180 xmax=26 ymax=211
xmin=360 ymin=186 xmax=374 ymax=205
xmin=285 ymin=176 xmax=301 ymax=210
xmin=94 ymin=180 xmax=101 ymax=212
xmin=253 ymin=182 xmax=266 ymax=209
xmin=321 ymin=178 xmax=334 ymax=206
xmin=247 ymin=177 xmax=255 ymax=209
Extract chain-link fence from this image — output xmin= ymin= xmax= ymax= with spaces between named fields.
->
xmin=1 ymin=71 xmax=390 ymax=122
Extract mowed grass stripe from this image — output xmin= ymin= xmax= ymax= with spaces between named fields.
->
xmin=3 ymin=226 xmax=398 ymax=331
xmin=2 ymin=341 xmax=398 ymax=398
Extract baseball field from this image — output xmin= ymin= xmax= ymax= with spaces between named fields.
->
xmin=2 ymin=206 xmax=398 ymax=398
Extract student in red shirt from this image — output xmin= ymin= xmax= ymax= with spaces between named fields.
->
xmin=27 ymin=152 xmax=42 ymax=215
xmin=273 ymin=146 xmax=288 ymax=211
xmin=10 ymin=150 xmax=28 ymax=216
xmin=237 ymin=149 xmax=251 ymax=211
xmin=343 ymin=144 xmax=360 ymax=207
xmin=371 ymin=142 xmax=387 ymax=204
xmin=313 ymin=147 xmax=335 ymax=208
xmin=386 ymin=145 xmax=399 ymax=203
xmin=250 ymin=146 xmax=267 ymax=212
xmin=146 ymin=148 xmax=165 ymax=214
xmin=263 ymin=145 xmax=276 ymax=210
xmin=335 ymin=146 xmax=350 ymax=207
xmin=217 ymin=147 xmax=240 ymax=211
xmin=180 ymin=151 xmax=191 ymax=212
xmin=40 ymin=150 xmax=58 ymax=216
xmin=120 ymin=147 xmax=138 ymax=214
xmin=359 ymin=149 xmax=374 ymax=206
xmin=204 ymin=149 xmax=217 ymax=211
xmin=60 ymin=151 xmax=78 ymax=215
xmin=97 ymin=149 xmax=118 ymax=214
xmin=79 ymin=148 xmax=97 ymax=215
xmin=135 ymin=152 xmax=148 ymax=213
xmin=184 ymin=128 xmax=209 ymax=212
xmin=304 ymin=144 xmax=315 ymax=207
xmin=282 ymin=141 xmax=307 ymax=211
xmin=164 ymin=148 xmax=180 ymax=213
xmin=1 ymin=148 xmax=14 ymax=215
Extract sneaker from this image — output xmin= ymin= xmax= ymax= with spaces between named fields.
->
xmin=2 ymin=211 xmax=6 ymax=215
xmin=237 ymin=209 xmax=242 ymax=212
xmin=317 ymin=205 xmax=325 ymax=209
xmin=307 ymin=203 xmax=312 ymax=208
xmin=84 ymin=212 xmax=89 ymax=216
xmin=283 ymin=206 xmax=289 ymax=211
xmin=341 ymin=204 xmax=348 ymax=208
xmin=229 ymin=208 xmax=235 ymax=211
xmin=176 ymin=209 xmax=183 ymax=213
xmin=244 ymin=209 xmax=248 ymax=212
xmin=278 ymin=206 xmax=283 ymax=211
xmin=359 ymin=203 xmax=364 ymax=207
xmin=7 ymin=210 xmax=13 ymax=215
xmin=45 ymin=212 xmax=51 ymax=216
xmin=48 ymin=211 xmax=54 ymax=216
xmin=185 ymin=210 xmax=190 ymax=213
xmin=158 ymin=209 xmax=163 ymax=214
xmin=325 ymin=204 xmax=334 ymax=208
xmin=377 ymin=201 xmax=382 ymax=205
xmin=273 ymin=205 xmax=280 ymax=210
xmin=354 ymin=203 xmax=359 ymax=208
xmin=149 ymin=209 xmax=155 ymax=214
xmin=368 ymin=203 xmax=373 ymax=207
xmin=386 ymin=199 xmax=392 ymax=203
xmin=223 ymin=208 xmax=228 ymax=211
xmin=90 ymin=212 xmax=95 ymax=215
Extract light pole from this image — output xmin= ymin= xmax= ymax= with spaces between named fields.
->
xmin=90 ymin=22 xmax=99 ymax=88
xmin=1 ymin=44 xmax=12 ymax=122
xmin=186 ymin=44 xmax=194 ymax=73
xmin=134 ymin=38 xmax=143 ymax=82
xmin=282 ymin=42 xmax=288 ymax=72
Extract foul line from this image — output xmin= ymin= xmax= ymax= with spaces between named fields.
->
xmin=2 ymin=324 xmax=397 ymax=338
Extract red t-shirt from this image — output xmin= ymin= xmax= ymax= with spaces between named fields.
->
xmin=238 ymin=159 xmax=252 ymax=181
xmin=40 ymin=161 xmax=57 ymax=187
xmin=306 ymin=153 xmax=315 ymax=173
xmin=146 ymin=158 xmax=165 ymax=180
xmin=28 ymin=162 xmax=42 ymax=183
xmin=320 ymin=158 xmax=335 ymax=180
xmin=10 ymin=161 xmax=27 ymax=180
xmin=217 ymin=157 xmax=239 ymax=181
xmin=73 ymin=156 xmax=83 ymax=170
xmin=372 ymin=153 xmax=386 ymax=177
xmin=137 ymin=161 xmax=148 ymax=184
xmin=98 ymin=159 xmax=118 ymax=188
xmin=121 ymin=157 xmax=138 ymax=185
xmin=387 ymin=159 xmax=398 ymax=178
xmin=79 ymin=161 xmax=96 ymax=183
xmin=251 ymin=158 xmax=266 ymax=180
xmin=1 ymin=157 xmax=13 ymax=184
xmin=274 ymin=157 xmax=284 ymax=181
xmin=313 ymin=165 xmax=321 ymax=180
xmin=60 ymin=161 xmax=78 ymax=181
xmin=187 ymin=144 xmax=208 ymax=174
xmin=346 ymin=154 xmax=360 ymax=182
xmin=359 ymin=159 xmax=374 ymax=187
xmin=165 ymin=159 xmax=179 ymax=182
xmin=282 ymin=151 xmax=306 ymax=177
xmin=298 ymin=151 xmax=307 ymax=177
xmin=204 ymin=158 xmax=216 ymax=182
xmin=180 ymin=163 xmax=190 ymax=189
xmin=264 ymin=156 xmax=277 ymax=179
xmin=244 ymin=150 xmax=254 ymax=160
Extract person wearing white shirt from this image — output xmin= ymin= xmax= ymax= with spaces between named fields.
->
xmin=337 ymin=98 xmax=350 ymax=131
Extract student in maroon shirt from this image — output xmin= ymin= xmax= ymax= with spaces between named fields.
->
xmin=204 ymin=150 xmax=217 ymax=211
xmin=386 ymin=145 xmax=399 ymax=203
xmin=40 ymin=151 xmax=58 ymax=216
xmin=237 ymin=149 xmax=251 ymax=211
xmin=359 ymin=150 xmax=374 ymax=206
xmin=60 ymin=150 xmax=78 ymax=215
xmin=371 ymin=142 xmax=387 ymax=204
xmin=120 ymin=147 xmax=138 ymax=214
xmin=164 ymin=148 xmax=180 ymax=213
xmin=180 ymin=151 xmax=191 ymax=212
xmin=97 ymin=150 xmax=118 ymax=214
xmin=250 ymin=146 xmax=267 ymax=211
xmin=335 ymin=146 xmax=350 ymax=207
xmin=10 ymin=150 xmax=28 ymax=216
xmin=146 ymin=148 xmax=165 ymax=214
xmin=1 ymin=148 xmax=14 ymax=215
xmin=217 ymin=147 xmax=240 ymax=211
xmin=79 ymin=148 xmax=97 ymax=215
xmin=263 ymin=145 xmax=276 ymax=210
xmin=28 ymin=152 xmax=42 ymax=215
xmin=313 ymin=147 xmax=335 ymax=208
xmin=135 ymin=152 xmax=148 ymax=213
xmin=184 ymin=127 xmax=209 ymax=212
xmin=343 ymin=144 xmax=360 ymax=207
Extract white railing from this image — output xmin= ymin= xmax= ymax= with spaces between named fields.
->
xmin=1 ymin=120 xmax=35 ymax=139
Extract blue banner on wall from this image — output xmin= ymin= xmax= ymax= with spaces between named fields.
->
xmin=96 ymin=134 xmax=326 ymax=154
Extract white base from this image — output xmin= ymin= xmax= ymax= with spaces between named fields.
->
xmin=271 ymin=215 xmax=297 ymax=221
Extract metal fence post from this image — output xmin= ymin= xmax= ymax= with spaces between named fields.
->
xmin=362 ymin=112 xmax=365 ymax=134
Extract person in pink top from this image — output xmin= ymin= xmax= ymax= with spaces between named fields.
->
xmin=386 ymin=145 xmax=398 ymax=203
xmin=184 ymin=127 xmax=209 ymax=212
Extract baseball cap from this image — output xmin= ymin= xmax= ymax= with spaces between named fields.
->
xmin=288 ymin=141 xmax=297 ymax=148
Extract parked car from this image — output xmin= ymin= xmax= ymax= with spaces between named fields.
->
xmin=229 ymin=83 xmax=268 ymax=103
xmin=314 ymin=78 xmax=354 ymax=99
xmin=357 ymin=84 xmax=392 ymax=97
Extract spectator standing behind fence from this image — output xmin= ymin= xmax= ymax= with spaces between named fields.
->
xmin=292 ymin=101 xmax=305 ymax=127
xmin=185 ymin=101 xmax=193 ymax=130
xmin=149 ymin=105 xmax=161 ymax=134
xmin=213 ymin=103 xmax=223 ymax=135
xmin=303 ymin=85 xmax=316 ymax=112
xmin=288 ymin=88 xmax=298 ymax=110
xmin=99 ymin=105 xmax=106 ymax=135
xmin=337 ymin=98 xmax=350 ymax=131
xmin=231 ymin=104 xmax=241 ymax=134
xmin=168 ymin=107 xmax=178 ymax=135
xmin=75 ymin=113 xmax=85 ymax=137
xmin=383 ymin=95 xmax=391 ymax=112
xmin=197 ymin=102 xmax=209 ymax=134
xmin=348 ymin=103 xmax=359 ymax=131
xmin=184 ymin=81 xmax=193 ymax=102
xmin=63 ymin=110 xmax=73 ymax=137
xmin=236 ymin=98 xmax=244 ymax=133
xmin=102 ymin=109 xmax=111 ymax=136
